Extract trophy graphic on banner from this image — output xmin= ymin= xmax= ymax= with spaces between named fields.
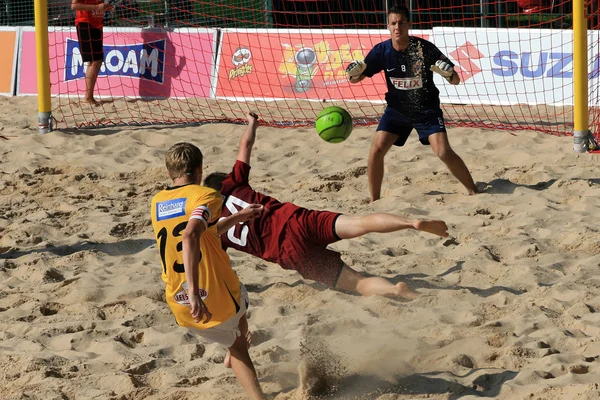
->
xmin=294 ymin=47 xmax=317 ymax=93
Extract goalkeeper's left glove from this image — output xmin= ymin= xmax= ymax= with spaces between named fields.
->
xmin=430 ymin=60 xmax=455 ymax=83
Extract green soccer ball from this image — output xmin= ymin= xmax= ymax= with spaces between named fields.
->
xmin=315 ymin=106 xmax=353 ymax=143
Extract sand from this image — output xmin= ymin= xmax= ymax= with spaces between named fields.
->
xmin=1 ymin=96 xmax=600 ymax=400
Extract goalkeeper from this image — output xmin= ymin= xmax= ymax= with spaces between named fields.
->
xmin=347 ymin=4 xmax=479 ymax=202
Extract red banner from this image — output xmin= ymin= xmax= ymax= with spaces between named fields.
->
xmin=216 ymin=29 xmax=430 ymax=101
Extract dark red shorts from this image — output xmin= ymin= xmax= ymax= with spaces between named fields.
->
xmin=278 ymin=209 xmax=344 ymax=287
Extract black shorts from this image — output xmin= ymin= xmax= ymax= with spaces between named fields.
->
xmin=377 ymin=106 xmax=447 ymax=146
xmin=76 ymin=23 xmax=104 ymax=63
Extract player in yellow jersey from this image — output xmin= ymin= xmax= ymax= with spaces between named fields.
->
xmin=151 ymin=142 xmax=265 ymax=400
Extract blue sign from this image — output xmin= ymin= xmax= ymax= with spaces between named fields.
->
xmin=156 ymin=198 xmax=187 ymax=221
xmin=65 ymin=38 xmax=166 ymax=83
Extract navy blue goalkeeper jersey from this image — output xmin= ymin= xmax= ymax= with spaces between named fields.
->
xmin=362 ymin=36 xmax=453 ymax=121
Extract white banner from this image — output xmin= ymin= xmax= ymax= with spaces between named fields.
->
xmin=431 ymin=27 xmax=588 ymax=106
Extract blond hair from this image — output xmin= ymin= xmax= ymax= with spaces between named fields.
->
xmin=165 ymin=142 xmax=203 ymax=179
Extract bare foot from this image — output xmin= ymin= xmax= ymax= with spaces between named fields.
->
xmin=415 ymin=220 xmax=449 ymax=237
xmin=224 ymin=330 xmax=252 ymax=368
xmin=395 ymin=282 xmax=419 ymax=300
xmin=470 ymin=182 xmax=487 ymax=195
xmin=84 ymin=98 xmax=101 ymax=107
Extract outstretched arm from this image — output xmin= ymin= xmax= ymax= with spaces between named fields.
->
xmin=236 ymin=112 xmax=259 ymax=165
xmin=217 ymin=204 xmax=264 ymax=235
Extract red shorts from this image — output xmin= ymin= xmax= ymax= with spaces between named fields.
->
xmin=278 ymin=209 xmax=344 ymax=287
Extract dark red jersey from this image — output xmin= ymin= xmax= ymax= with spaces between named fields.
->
xmin=219 ymin=160 xmax=300 ymax=262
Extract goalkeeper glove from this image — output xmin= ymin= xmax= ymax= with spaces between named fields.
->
xmin=346 ymin=60 xmax=367 ymax=79
xmin=430 ymin=60 xmax=455 ymax=82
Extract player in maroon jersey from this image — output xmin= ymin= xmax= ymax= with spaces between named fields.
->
xmin=204 ymin=112 xmax=449 ymax=299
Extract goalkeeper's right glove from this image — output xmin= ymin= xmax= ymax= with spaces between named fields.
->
xmin=346 ymin=60 xmax=367 ymax=78
xmin=430 ymin=60 xmax=455 ymax=82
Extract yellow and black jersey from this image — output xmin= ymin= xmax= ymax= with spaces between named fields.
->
xmin=151 ymin=184 xmax=242 ymax=329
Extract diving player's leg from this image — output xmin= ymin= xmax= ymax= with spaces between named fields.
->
xmin=335 ymin=264 xmax=418 ymax=299
xmin=334 ymin=213 xmax=449 ymax=239
xmin=293 ymin=195 xmax=449 ymax=245
xmin=285 ymin=239 xmax=418 ymax=299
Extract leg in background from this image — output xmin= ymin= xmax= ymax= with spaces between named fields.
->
xmin=428 ymin=131 xmax=478 ymax=195
xmin=368 ymin=130 xmax=397 ymax=202
xmin=84 ymin=60 xmax=102 ymax=105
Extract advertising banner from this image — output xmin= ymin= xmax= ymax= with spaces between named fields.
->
xmin=215 ymin=29 xmax=430 ymax=101
xmin=431 ymin=27 xmax=591 ymax=106
xmin=18 ymin=27 xmax=216 ymax=99
xmin=0 ymin=27 xmax=19 ymax=96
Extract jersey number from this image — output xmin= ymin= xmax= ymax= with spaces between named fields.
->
xmin=221 ymin=195 xmax=250 ymax=247
xmin=157 ymin=221 xmax=198 ymax=274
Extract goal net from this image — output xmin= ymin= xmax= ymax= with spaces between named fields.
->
xmin=5 ymin=0 xmax=600 ymax=136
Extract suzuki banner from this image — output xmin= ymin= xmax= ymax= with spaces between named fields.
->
xmin=17 ymin=27 xmax=216 ymax=99
xmin=0 ymin=27 xmax=19 ymax=96
xmin=215 ymin=29 xmax=430 ymax=101
xmin=432 ymin=27 xmax=595 ymax=106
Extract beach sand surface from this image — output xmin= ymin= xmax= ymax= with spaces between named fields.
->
xmin=1 ymin=96 xmax=600 ymax=400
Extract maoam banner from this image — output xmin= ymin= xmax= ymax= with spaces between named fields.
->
xmin=215 ymin=29 xmax=430 ymax=101
xmin=18 ymin=27 xmax=216 ymax=99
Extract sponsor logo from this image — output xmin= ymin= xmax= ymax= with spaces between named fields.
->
xmin=386 ymin=68 xmax=396 ymax=72
xmin=156 ymin=198 xmax=186 ymax=221
xmin=590 ymin=55 xmax=600 ymax=79
xmin=390 ymin=77 xmax=423 ymax=90
xmin=174 ymin=282 xmax=208 ymax=305
xmin=278 ymin=40 xmax=366 ymax=87
xmin=229 ymin=46 xmax=253 ymax=81
xmin=451 ymin=41 xmax=600 ymax=80
xmin=491 ymin=51 xmax=572 ymax=78
xmin=65 ymin=38 xmax=166 ymax=83
xmin=449 ymin=41 xmax=484 ymax=82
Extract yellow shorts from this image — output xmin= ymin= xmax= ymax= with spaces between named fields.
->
xmin=187 ymin=283 xmax=249 ymax=348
